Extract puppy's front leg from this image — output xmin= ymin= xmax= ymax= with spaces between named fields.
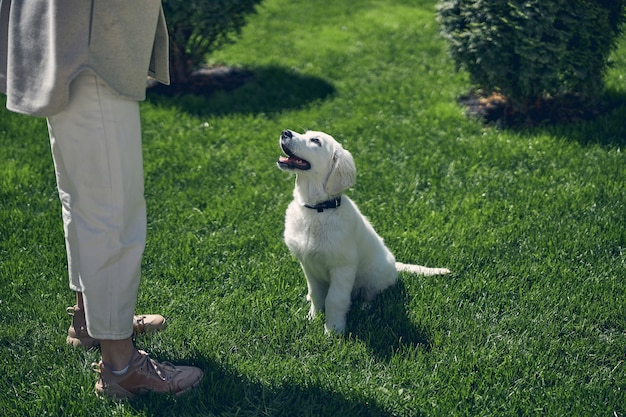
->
xmin=304 ymin=270 xmax=328 ymax=320
xmin=324 ymin=267 xmax=357 ymax=334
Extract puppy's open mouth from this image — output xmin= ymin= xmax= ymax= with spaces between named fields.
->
xmin=278 ymin=144 xmax=311 ymax=170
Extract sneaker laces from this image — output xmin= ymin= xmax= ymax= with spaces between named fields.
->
xmin=134 ymin=315 xmax=148 ymax=333
xmin=92 ymin=362 xmax=102 ymax=374
xmin=135 ymin=350 xmax=181 ymax=382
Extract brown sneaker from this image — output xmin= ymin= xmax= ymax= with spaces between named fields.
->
xmin=66 ymin=306 xmax=99 ymax=349
xmin=132 ymin=314 xmax=168 ymax=334
xmin=93 ymin=350 xmax=203 ymax=399
xmin=66 ymin=306 xmax=168 ymax=349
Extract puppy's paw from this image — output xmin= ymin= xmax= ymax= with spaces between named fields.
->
xmin=324 ymin=321 xmax=345 ymax=335
xmin=307 ymin=306 xmax=318 ymax=321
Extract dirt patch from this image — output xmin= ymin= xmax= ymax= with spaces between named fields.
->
xmin=458 ymin=91 xmax=606 ymax=128
xmin=148 ymin=66 xmax=254 ymax=96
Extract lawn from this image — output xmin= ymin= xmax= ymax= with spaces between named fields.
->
xmin=1 ymin=0 xmax=625 ymax=416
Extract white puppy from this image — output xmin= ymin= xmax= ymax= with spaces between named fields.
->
xmin=277 ymin=130 xmax=450 ymax=333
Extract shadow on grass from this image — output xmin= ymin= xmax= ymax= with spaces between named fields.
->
xmin=127 ymin=355 xmax=393 ymax=417
xmin=146 ymin=65 xmax=336 ymax=116
xmin=513 ymin=89 xmax=626 ymax=149
xmin=560 ymin=90 xmax=626 ymax=148
xmin=346 ymin=280 xmax=431 ymax=361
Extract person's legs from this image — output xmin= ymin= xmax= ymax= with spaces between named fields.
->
xmin=48 ymin=71 xmax=145 ymax=342
xmin=48 ymin=71 xmax=202 ymax=396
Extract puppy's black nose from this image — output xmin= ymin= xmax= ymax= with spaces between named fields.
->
xmin=281 ymin=130 xmax=293 ymax=139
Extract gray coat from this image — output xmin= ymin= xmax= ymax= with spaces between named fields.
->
xmin=0 ymin=0 xmax=169 ymax=117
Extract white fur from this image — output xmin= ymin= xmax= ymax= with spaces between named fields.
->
xmin=278 ymin=130 xmax=450 ymax=333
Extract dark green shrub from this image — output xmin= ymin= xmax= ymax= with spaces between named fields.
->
xmin=437 ymin=0 xmax=626 ymax=115
xmin=162 ymin=0 xmax=263 ymax=86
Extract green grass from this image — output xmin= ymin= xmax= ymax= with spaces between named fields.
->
xmin=1 ymin=0 xmax=625 ymax=415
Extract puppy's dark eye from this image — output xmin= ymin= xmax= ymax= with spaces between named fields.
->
xmin=310 ymin=138 xmax=322 ymax=146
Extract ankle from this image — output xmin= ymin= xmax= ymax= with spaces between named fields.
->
xmin=67 ymin=305 xmax=87 ymax=328
xmin=76 ymin=292 xmax=85 ymax=310
xmin=100 ymin=339 xmax=135 ymax=372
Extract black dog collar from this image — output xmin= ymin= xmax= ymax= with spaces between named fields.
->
xmin=304 ymin=196 xmax=342 ymax=212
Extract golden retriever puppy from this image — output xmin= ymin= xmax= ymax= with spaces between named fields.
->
xmin=278 ymin=130 xmax=449 ymax=333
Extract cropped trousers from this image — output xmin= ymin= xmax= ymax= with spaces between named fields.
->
xmin=47 ymin=71 xmax=145 ymax=340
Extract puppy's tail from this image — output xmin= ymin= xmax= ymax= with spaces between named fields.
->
xmin=395 ymin=262 xmax=450 ymax=276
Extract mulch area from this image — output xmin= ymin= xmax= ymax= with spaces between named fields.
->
xmin=458 ymin=91 xmax=606 ymax=128
xmin=148 ymin=66 xmax=254 ymax=96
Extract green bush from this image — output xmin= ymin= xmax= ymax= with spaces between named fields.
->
xmin=437 ymin=0 xmax=626 ymax=112
xmin=163 ymin=0 xmax=263 ymax=86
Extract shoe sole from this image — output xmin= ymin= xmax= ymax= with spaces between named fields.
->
xmin=95 ymin=372 xmax=203 ymax=400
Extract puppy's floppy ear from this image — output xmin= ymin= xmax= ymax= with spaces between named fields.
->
xmin=324 ymin=146 xmax=356 ymax=196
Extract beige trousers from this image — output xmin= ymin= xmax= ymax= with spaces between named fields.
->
xmin=47 ymin=72 xmax=145 ymax=340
